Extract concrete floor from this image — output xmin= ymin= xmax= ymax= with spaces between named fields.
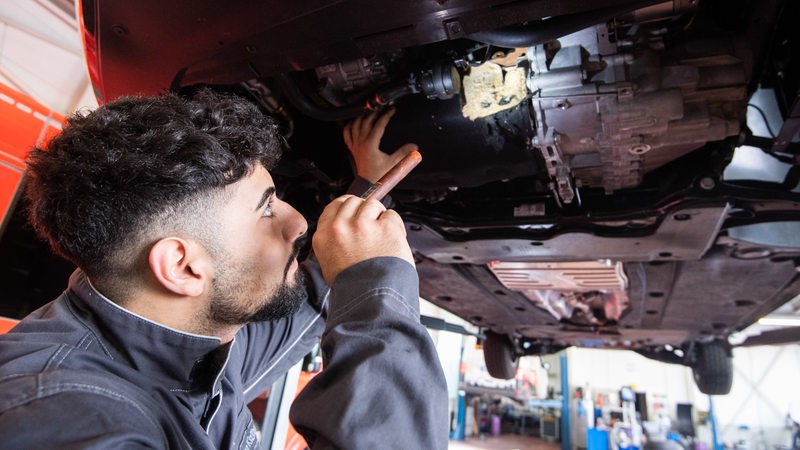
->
xmin=449 ymin=435 xmax=561 ymax=450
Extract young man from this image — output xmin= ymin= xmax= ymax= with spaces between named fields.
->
xmin=0 ymin=90 xmax=448 ymax=449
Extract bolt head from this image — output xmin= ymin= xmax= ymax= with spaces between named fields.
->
xmin=699 ymin=177 xmax=716 ymax=190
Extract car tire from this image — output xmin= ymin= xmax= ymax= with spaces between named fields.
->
xmin=691 ymin=340 xmax=733 ymax=395
xmin=483 ymin=331 xmax=519 ymax=380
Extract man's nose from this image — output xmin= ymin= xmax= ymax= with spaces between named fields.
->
xmin=279 ymin=200 xmax=308 ymax=242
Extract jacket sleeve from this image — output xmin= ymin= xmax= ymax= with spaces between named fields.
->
xmin=237 ymin=259 xmax=329 ymax=402
xmin=0 ymin=371 xmax=170 ymax=449
xmin=289 ymin=257 xmax=449 ymax=450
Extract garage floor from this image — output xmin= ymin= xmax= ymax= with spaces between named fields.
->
xmin=449 ymin=435 xmax=560 ymax=449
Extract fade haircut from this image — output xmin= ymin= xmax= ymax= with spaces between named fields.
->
xmin=25 ymin=89 xmax=282 ymax=290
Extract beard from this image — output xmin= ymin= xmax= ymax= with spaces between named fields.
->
xmin=241 ymin=269 xmax=307 ymax=322
xmin=208 ymin=242 xmax=307 ymax=325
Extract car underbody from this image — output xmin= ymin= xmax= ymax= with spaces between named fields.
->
xmin=67 ymin=0 xmax=800 ymax=394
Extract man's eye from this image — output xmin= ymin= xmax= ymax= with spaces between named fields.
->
xmin=262 ymin=201 xmax=274 ymax=218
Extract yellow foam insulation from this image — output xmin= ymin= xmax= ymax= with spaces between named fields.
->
xmin=491 ymin=48 xmax=527 ymax=67
xmin=461 ymin=62 xmax=527 ymax=120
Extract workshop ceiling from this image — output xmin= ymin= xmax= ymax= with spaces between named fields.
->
xmin=0 ymin=0 xmax=96 ymax=114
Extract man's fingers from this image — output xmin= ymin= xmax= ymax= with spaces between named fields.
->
xmin=368 ymin=107 xmax=396 ymax=141
xmin=361 ymin=110 xmax=383 ymax=136
xmin=389 ymin=143 xmax=418 ymax=164
xmin=346 ymin=107 xmax=398 ymax=149
xmin=348 ymin=114 xmax=368 ymax=144
xmin=326 ymin=198 xmax=405 ymax=241
xmin=358 ymin=197 xmax=388 ymax=218
xmin=377 ymin=208 xmax=407 ymax=236
xmin=335 ymin=194 xmax=366 ymax=221
xmin=320 ymin=196 xmax=390 ymax=230
xmin=317 ymin=195 xmax=354 ymax=226
xmin=333 ymin=197 xmax=387 ymax=225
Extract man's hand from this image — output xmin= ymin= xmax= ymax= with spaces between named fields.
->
xmin=344 ymin=108 xmax=418 ymax=183
xmin=312 ymin=195 xmax=414 ymax=285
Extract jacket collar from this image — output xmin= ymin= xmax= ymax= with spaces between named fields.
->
xmin=67 ymin=269 xmax=230 ymax=391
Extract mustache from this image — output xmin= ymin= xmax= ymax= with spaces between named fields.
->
xmin=283 ymin=235 xmax=307 ymax=278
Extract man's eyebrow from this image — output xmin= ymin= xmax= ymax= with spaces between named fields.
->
xmin=255 ymin=186 xmax=276 ymax=211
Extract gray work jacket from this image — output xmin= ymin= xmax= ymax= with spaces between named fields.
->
xmin=0 ymin=257 xmax=448 ymax=449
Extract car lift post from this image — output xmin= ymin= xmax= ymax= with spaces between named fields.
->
xmin=709 ymin=395 xmax=722 ymax=450
xmin=561 ymin=352 xmax=571 ymax=450
xmin=419 ymin=315 xmax=479 ymax=441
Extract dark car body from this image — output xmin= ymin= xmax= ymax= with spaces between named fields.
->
xmin=65 ymin=0 xmax=800 ymax=394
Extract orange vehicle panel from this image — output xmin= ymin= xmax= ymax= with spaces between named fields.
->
xmin=0 ymin=316 xmax=19 ymax=334
xmin=0 ymin=83 xmax=65 ymax=230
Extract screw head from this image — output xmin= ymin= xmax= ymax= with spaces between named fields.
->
xmin=699 ymin=177 xmax=716 ymax=190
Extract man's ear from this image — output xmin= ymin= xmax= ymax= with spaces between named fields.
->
xmin=148 ymin=237 xmax=209 ymax=297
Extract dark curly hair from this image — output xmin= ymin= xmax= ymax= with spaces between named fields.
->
xmin=25 ymin=89 xmax=282 ymax=292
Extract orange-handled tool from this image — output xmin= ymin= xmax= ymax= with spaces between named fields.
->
xmin=360 ymin=150 xmax=422 ymax=201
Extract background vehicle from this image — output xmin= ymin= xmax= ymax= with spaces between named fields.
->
xmin=21 ymin=0 xmax=800 ymax=395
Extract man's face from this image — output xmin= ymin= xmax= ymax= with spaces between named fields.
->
xmin=206 ymin=165 xmax=309 ymax=325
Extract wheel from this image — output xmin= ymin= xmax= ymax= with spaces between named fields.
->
xmin=483 ymin=331 xmax=519 ymax=379
xmin=691 ymin=340 xmax=733 ymax=395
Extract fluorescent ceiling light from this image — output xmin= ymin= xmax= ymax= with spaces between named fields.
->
xmin=757 ymin=315 xmax=800 ymax=327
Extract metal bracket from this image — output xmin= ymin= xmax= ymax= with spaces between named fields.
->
xmin=533 ymin=127 xmax=577 ymax=205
